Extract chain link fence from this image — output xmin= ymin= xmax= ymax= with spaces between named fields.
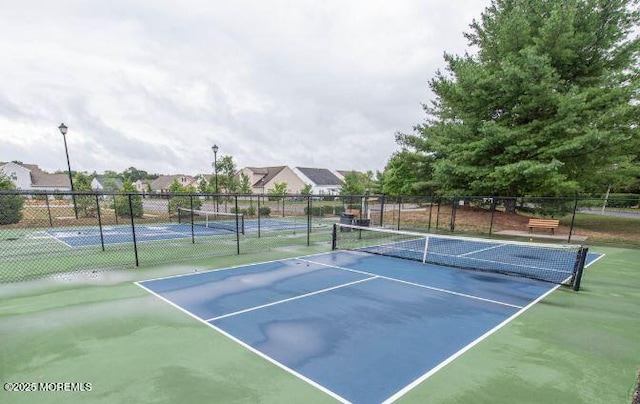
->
xmin=0 ymin=191 xmax=638 ymax=282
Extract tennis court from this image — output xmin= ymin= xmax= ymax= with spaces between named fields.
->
xmin=137 ymin=226 xmax=602 ymax=403
xmin=42 ymin=218 xmax=308 ymax=248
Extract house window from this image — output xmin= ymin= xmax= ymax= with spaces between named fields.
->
xmin=10 ymin=171 xmax=17 ymax=181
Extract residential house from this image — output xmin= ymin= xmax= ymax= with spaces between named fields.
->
xmin=293 ymin=167 xmax=344 ymax=195
xmin=238 ymin=166 xmax=306 ymax=194
xmin=91 ymin=175 xmax=123 ymax=192
xmin=0 ymin=161 xmax=71 ymax=192
xmin=150 ymin=175 xmax=196 ymax=193
xmin=132 ymin=179 xmax=150 ymax=193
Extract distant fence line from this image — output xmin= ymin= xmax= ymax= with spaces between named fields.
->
xmin=0 ymin=191 xmax=638 ymax=282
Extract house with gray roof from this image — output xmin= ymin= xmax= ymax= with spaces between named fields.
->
xmin=0 ymin=161 xmax=71 ymax=191
xmin=293 ymin=167 xmax=344 ymax=195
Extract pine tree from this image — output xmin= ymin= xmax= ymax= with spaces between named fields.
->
xmin=400 ymin=0 xmax=639 ymax=200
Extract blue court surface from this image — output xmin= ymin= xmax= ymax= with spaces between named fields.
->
xmin=45 ymin=218 xmax=307 ymax=248
xmin=137 ymin=250 xmax=602 ymax=403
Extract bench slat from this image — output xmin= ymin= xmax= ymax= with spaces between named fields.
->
xmin=527 ymin=218 xmax=559 ymax=234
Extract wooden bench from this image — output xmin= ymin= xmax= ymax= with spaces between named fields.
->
xmin=527 ymin=218 xmax=560 ymax=234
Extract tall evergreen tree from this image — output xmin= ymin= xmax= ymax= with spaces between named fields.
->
xmin=400 ymin=0 xmax=639 ymax=199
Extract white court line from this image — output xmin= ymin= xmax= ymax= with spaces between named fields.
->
xmin=381 ymin=250 xmax=605 ymax=403
xmin=138 ymin=251 xmax=337 ymax=283
xmin=43 ymin=231 xmax=75 ymax=248
xmin=297 ymin=259 xmax=523 ymax=309
xmin=457 ymin=243 xmax=508 ymax=257
xmin=134 ymin=281 xmax=350 ymax=404
xmin=381 ymin=283 xmax=560 ymax=403
xmin=206 ymin=276 xmax=378 ymax=322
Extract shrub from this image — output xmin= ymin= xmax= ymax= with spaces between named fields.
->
xmin=114 ymin=194 xmax=143 ymax=218
xmin=0 ymin=194 xmax=24 ymax=224
xmin=259 ymin=206 xmax=271 ymax=216
xmin=304 ymin=206 xmax=325 ymax=217
xmin=605 ymin=193 xmax=640 ymax=208
xmin=0 ymin=174 xmax=24 ymax=225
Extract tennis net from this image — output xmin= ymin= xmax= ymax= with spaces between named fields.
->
xmin=177 ymin=208 xmax=245 ymax=234
xmin=332 ymin=223 xmax=588 ymax=290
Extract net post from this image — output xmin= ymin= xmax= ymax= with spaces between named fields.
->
xmin=189 ymin=195 xmax=195 ymax=244
xmin=128 ymin=194 xmax=139 ymax=267
xmin=234 ymin=195 xmax=240 ymax=255
xmin=95 ymin=194 xmax=105 ymax=252
xmin=572 ymin=247 xmax=588 ymax=291
xmin=421 ymin=234 xmax=429 ymax=263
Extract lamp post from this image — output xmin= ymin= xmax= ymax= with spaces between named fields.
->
xmin=58 ymin=123 xmax=78 ymax=219
xmin=212 ymin=144 xmax=219 ymax=210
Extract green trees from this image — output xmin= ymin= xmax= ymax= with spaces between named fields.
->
xmin=72 ymin=172 xmax=96 ymax=217
xmin=399 ymin=0 xmax=639 ymax=198
xmin=300 ymin=184 xmax=313 ymax=195
xmin=215 ymin=156 xmax=239 ymax=194
xmin=340 ymin=172 xmax=366 ymax=196
xmin=0 ymin=173 xmax=24 ymax=225
xmin=114 ymin=180 xmax=143 ymax=218
xmin=168 ymin=179 xmax=202 ymax=214
xmin=381 ymin=151 xmax=435 ymax=195
xmin=238 ymin=173 xmax=252 ymax=194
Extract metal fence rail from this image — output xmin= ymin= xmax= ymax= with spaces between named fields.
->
xmin=0 ymin=191 xmax=638 ymax=282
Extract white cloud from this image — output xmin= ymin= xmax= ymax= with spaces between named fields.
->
xmin=0 ymin=0 xmax=490 ymax=175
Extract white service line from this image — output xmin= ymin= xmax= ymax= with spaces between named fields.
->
xmin=206 ymin=276 xmax=378 ymax=322
xmin=457 ymin=243 xmax=508 ymax=257
xmin=381 ymin=282 xmax=562 ymax=403
xmin=297 ymin=259 xmax=523 ymax=309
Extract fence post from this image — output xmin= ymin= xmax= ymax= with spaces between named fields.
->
xmin=189 ymin=194 xmax=195 ymax=244
xmin=450 ymin=196 xmax=457 ymax=232
xmin=307 ymin=195 xmax=311 ymax=246
xmin=427 ymin=194 xmax=434 ymax=232
xmin=488 ymin=197 xmax=496 ymax=235
xmin=128 ymin=194 xmax=139 ymax=267
xmin=379 ymin=194 xmax=385 ymax=227
xmin=396 ymin=196 xmax=402 ymax=230
xmin=257 ymin=194 xmax=261 ymax=238
xmin=45 ymin=192 xmax=53 ymax=227
xmin=435 ymin=197 xmax=441 ymax=230
xmin=113 ymin=195 xmax=118 ymax=225
xmin=95 ymin=194 xmax=105 ymax=251
xmin=235 ymin=195 xmax=240 ymax=254
xmin=568 ymin=196 xmax=579 ymax=243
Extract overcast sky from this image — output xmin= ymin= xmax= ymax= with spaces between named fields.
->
xmin=0 ymin=0 xmax=489 ymax=176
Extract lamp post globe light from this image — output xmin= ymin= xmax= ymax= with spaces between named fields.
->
xmin=58 ymin=123 xmax=78 ymax=219
xmin=212 ymin=144 xmax=219 ymax=210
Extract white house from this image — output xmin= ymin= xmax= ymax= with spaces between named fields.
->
xmin=293 ymin=167 xmax=344 ymax=195
xmin=0 ymin=162 xmax=71 ymax=191
xmin=238 ymin=166 xmax=307 ymax=194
